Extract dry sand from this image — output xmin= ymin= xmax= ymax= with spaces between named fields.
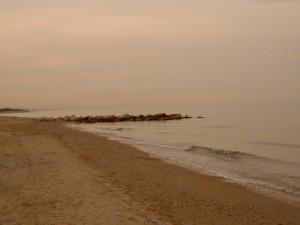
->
xmin=0 ymin=117 xmax=299 ymax=225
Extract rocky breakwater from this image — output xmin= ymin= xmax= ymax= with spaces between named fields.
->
xmin=38 ymin=113 xmax=194 ymax=123
xmin=0 ymin=108 xmax=30 ymax=114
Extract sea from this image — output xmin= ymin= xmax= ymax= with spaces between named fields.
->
xmin=3 ymin=104 xmax=300 ymax=203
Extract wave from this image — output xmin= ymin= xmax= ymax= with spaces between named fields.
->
xmin=184 ymin=146 xmax=300 ymax=168
xmin=125 ymin=139 xmax=187 ymax=151
xmin=184 ymin=145 xmax=252 ymax=159
xmin=75 ymin=125 xmax=298 ymax=166
xmin=98 ymin=127 xmax=134 ymax=132
xmin=99 ymin=133 xmax=280 ymax=162
xmin=110 ymin=136 xmax=262 ymax=161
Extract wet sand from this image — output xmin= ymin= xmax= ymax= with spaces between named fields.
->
xmin=0 ymin=117 xmax=299 ymax=225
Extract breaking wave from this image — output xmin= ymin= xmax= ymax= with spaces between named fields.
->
xmin=184 ymin=145 xmax=250 ymax=159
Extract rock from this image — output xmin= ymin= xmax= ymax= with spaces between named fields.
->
xmin=38 ymin=113 xmax=193 ymax=124
xmin=0 ymin=108 xmax=30 ymax=114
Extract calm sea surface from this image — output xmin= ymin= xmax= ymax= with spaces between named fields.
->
xmin=4 ymin=104 xmax=300 ymax=202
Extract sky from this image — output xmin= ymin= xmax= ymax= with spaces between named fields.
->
xmin=1 ymin=0 xmax=300 ymax=109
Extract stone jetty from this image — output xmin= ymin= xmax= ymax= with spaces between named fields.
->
xmin=0 ymin=108 xmax=30 ymax=114
xmin=38 ymin=113 xmax=194 ymax=123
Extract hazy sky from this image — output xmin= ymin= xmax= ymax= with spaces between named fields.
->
xmin=1 ymin=0 xmax=299 ymax=109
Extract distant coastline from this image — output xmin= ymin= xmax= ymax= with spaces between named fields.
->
xmin=0 ymin=108 xmax=30 ymax=114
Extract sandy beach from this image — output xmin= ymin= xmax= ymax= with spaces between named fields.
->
xmin=0 ymin=116 xmax=299 ymax=225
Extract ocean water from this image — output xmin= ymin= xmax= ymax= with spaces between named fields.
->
xmin=3 ymin=104 xmax=300 ymax=202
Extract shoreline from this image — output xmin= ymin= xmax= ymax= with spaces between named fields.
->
xmin=1 ymin=116 xmax=299 ymax=225
xmin=69 ymin=123 xmax=300 ymax=206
